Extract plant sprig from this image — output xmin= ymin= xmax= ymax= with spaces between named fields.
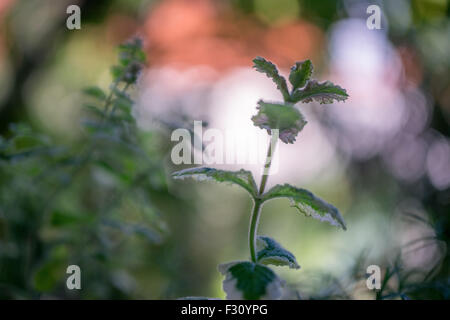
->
xmin=172 ymin=56 xmax=349 ymax=300
xmin=0 ymin=39 xmax=176 ymax=298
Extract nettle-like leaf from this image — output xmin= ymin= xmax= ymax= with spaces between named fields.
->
xmin=257 ymin=236 xmax=300 ymax=269
xmin=291 ymin=80 xmax=348 ymax=104
xmin=253 ymin=57 xmax=290 ymax=101
xmin=172 ymin=167 xmax=258 ymax=197
xmin=251 ymin=100 xmax=306 ymax=144
xmin=262 ymin=184 xmax=347 ymax=230
xmin=289 ymin=60 xmax=313 ymax=91
xmin=218 ymin=261 xmax=283 ymax=300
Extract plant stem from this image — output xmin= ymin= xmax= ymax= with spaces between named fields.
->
xmin=249 ymin=133 xmax=278 ymax=262
xmin=259 ymin=134 xmax=278 ymax=195
xmin=249 ymin=199 xmax=262 ymax=262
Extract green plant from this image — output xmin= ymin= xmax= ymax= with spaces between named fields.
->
xmin=0 ymin=39 xmax=185 ymax=299
xmin=172 ymin=57 xmax=349 ymax=299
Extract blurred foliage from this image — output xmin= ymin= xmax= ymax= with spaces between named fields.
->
xmin=0 ymin=39 xmax=185 ymax=298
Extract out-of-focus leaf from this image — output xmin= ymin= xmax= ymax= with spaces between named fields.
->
xmin=12 ymin=135 xmax=46 ymax=151
xmin=251 ymin=100 xmax=306 ymax=144
xmin=253 ymin=57 xmax=290 ymax=101
xmin=6 ymin=125 xmax=50 ymax=151
xmin=291 ymin=80 xmax=348 ymax=104
xmin=112 ymin=87 xmax=132 ymax=102
xmin=114 ymin=97 xmax=133 ymax=114
xmin=50 ymin=210 xmax=93 ymax=227
xmin=33 ymin=245 xmax=68 ymax=292
xmin=289 ymin=60 xmax=313 ymax=91
xmin=256 ymin=236 xmax=300 ymax=269
xmin=262 ymin=184 xmax=346 ymax=230
xmin=172 ymin=167 xmax=258 ymax=197
xmin=1 ymin=129 xmax=62 ymax=163
xmin=111 ymin=65 xmax=125 ymax=81
xmin=83 ymin=104 xmax=105 ymax=118
xmin=218 ymin=261 xmax=283 ymax=300
xmin=83 ymin=86 xmax=107 ymax=100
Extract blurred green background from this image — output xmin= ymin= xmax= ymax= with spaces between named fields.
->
xmin=0 ymin=0 xmax=449 ymax=299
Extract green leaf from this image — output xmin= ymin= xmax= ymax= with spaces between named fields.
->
xmin=50 ymin=210 xmax=94 ymax=227
xmin=251 ymin=100 xmax=306 ymax=144
xmin=262 ymin=184 xmax=347 ymax=230
xmin=111 ymin=65 xmax=125 ymax=81
xmin=33 ymin=245 xmax=68 ymax=292
xmin=112 ymin=87 xmax=132 ymax=102
xmin=218 ymin=261 xmax=283 ymax=300
xmin=114 ymin=96 xmax=133 ymax=114
xmin=83 ymin=104 xmax=105 ymax=118
xmin=256 ymin=236 xmax=300 ymax=269
xmin=83 ymin=86 xmax=107 ymax=100
xmin=12 ymin=135 xmax=47 ymax=151
xmin=291 ymin=80 xmax=348 ymax=104
xmin=172 ymin=167 xmax=258 ymax=197
xmin=289 ymin=60 xmax=313 ymax=91
xmin=253 ymin=57 xmax=290 ymax=101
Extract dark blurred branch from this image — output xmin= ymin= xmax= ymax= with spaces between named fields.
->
xmin=0 ymin=0 xmax=113 ymax=134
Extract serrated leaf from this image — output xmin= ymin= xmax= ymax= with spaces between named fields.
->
xmin=291 ymin=80 xmax=348 ymax=104
xmin=251 ymin=100 xmax=306 ymax=144
xmin=256 ymin=236 xmax=300 ymax=269
xmin=218 ymin=261 xmax=283 ymax=300
xmin=253 ymin=57 xmax=290 ymax=101
xmin=262 ymin=184 xmax=347 ymax=230
xmin=172 ymin=167 xmax=258 ymax=197
xmin=289 ymin=60 xmax=313 ymax=91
